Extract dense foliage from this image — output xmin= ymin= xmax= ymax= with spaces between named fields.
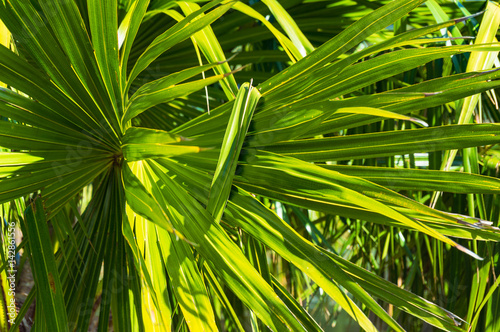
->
xmin=1 ymin=0 xmax=500 ymax=331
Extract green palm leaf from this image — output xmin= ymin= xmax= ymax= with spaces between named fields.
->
xmin=1 ymin=0 xmax=500 ymax=331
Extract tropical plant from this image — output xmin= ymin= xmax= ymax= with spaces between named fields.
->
xmin=1 ymin=0 xmax=500 ymax=331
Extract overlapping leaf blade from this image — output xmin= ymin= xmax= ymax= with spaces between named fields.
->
xmin=23 ymin=199 xmax=68 ymax=332
xmin=144 ymin=159 xmax=308 ymax=332
xmin=207 ymin=82 xmax=261 ymax=222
